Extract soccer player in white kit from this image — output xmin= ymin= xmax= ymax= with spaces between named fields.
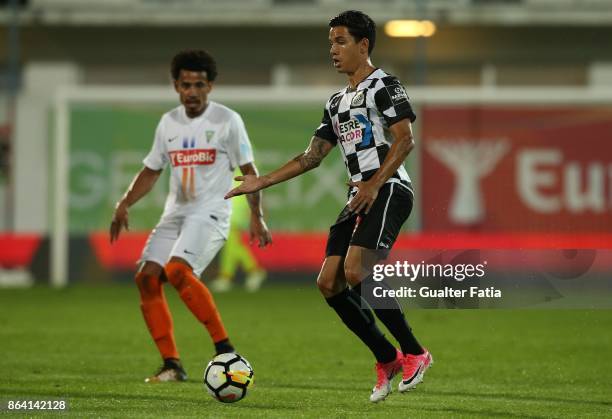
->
xmin=110 ymin=50 xmax=272 ymax=383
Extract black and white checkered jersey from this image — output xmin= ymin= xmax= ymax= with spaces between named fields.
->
xmin=314 ymin=68 xmax=416 ymax=193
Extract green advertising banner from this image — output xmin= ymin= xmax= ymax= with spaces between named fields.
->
xmin=68 ymin=103 xmax=351 ymax=233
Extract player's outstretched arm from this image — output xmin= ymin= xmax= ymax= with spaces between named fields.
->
xmin=349 ymin=120 xmax=415 ymax=214
xmin=225 ymin=136 xmax=334 ymax=199
xmin=239 ymin=162 xmax=273 ymax=248
xmin=110 ymin=166 xmax=162 ymax=243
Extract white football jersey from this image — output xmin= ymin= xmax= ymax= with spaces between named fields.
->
xmin=143 ymin=101 xmax=253 ymax=225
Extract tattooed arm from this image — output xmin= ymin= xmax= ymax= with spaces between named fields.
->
xmin=225 ymin=136 xmax=334 ymax=198
xmin=291 ymin=136 xmax=335 ymax=172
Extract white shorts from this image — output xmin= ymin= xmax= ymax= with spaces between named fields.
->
xmin=140 ymin=215 xmax=227 ymax=276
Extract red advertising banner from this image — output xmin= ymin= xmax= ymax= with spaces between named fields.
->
xmin=421 ymin=106 xmax=612 ymax=233
xmin=0 ymin=234 xmax=42 ymax=268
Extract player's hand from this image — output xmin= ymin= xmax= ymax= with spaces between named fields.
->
xmin=250 ymin=215 xmax=272 ymax=248
xmin=347 ymin=180 xmax=379 ymax=215
xmin=110 ymin=201 xmax=129 ymax=243
xmin=224 ymin=175 xmax=267 ymax=199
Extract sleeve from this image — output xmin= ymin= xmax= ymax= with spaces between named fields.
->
xmin=142 ymin=118 xmax=168 ymax=170
xmin=374 ymin=80 xmax=417 ymax=127
xmin=226 ymin=112 xmax=254 ymax=169
xmin=313 ymin=106 xmax=338 ymax=146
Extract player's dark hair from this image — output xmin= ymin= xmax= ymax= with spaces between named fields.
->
xmin=329 ymin=10 xmax=376 ymax=55
xmin=170 ymin=49 xmax=218 ymax=81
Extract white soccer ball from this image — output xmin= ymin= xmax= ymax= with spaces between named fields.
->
xmin=203 ymin=353 xmax=254 ymax=403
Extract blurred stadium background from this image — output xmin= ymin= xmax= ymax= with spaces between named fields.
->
xmin=1 ymin=1 xmax=612 ymax=417
xmin=1 ymin=0 xmax=611 ymax=291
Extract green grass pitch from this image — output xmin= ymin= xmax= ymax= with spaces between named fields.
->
xmin=1 ymin=284 xmax=611 ymax=418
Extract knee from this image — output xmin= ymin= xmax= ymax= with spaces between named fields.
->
xmin=164 ymin=261 xmax=189 ymax=290
xmin=135 ymin=272 xmax=162 ymax=299
xmin=316 ymin=273 xmax=341 ymax=298
xmin=343 ymin=264 xmax=363 ymax=287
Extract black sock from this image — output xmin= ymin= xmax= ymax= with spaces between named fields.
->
xmin=326 ymin=287 xmax=397 ymax=363
xmin=214 ymin=338 xmax=235 ymax=355
xmin=163 ymin=358 xmax=183 ymax=369
xmin=354 ymin=281 xmax=424 ymax=356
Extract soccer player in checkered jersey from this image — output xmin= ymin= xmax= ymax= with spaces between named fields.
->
xmin=226 ymin=10 xmax=431 ymax=402
xmin=110 ymin=50 xmax=272 ymax=383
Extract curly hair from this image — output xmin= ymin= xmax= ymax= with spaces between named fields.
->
xmin=329 ymin=10 xmax=376 ymax=55
xmin=170 ymin=50 xmax=218 ymax=81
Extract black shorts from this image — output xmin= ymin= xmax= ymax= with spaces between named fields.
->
xmin=325 ymin=182 xmax=413 ymax=257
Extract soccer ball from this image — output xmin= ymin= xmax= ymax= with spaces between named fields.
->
xmin=203 ymin=353 xmax=254 ymax=403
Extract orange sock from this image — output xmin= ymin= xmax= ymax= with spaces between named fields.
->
xmin=165 ymin=261 xmax=229 ymax=344
xmin=135 ymin=272 xmax=179 ymax=360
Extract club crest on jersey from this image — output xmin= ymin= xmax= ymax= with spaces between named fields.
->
xmin=351 ymin=90 xmax=365 ymax=107
xmin=205 ymin=130 xmax=215 ymax=143
xmin=337 ymin=114 xmax=373 ymax=148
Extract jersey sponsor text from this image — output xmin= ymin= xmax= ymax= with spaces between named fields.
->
xmin=169 ymin=149 xmax=217 ymax=167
